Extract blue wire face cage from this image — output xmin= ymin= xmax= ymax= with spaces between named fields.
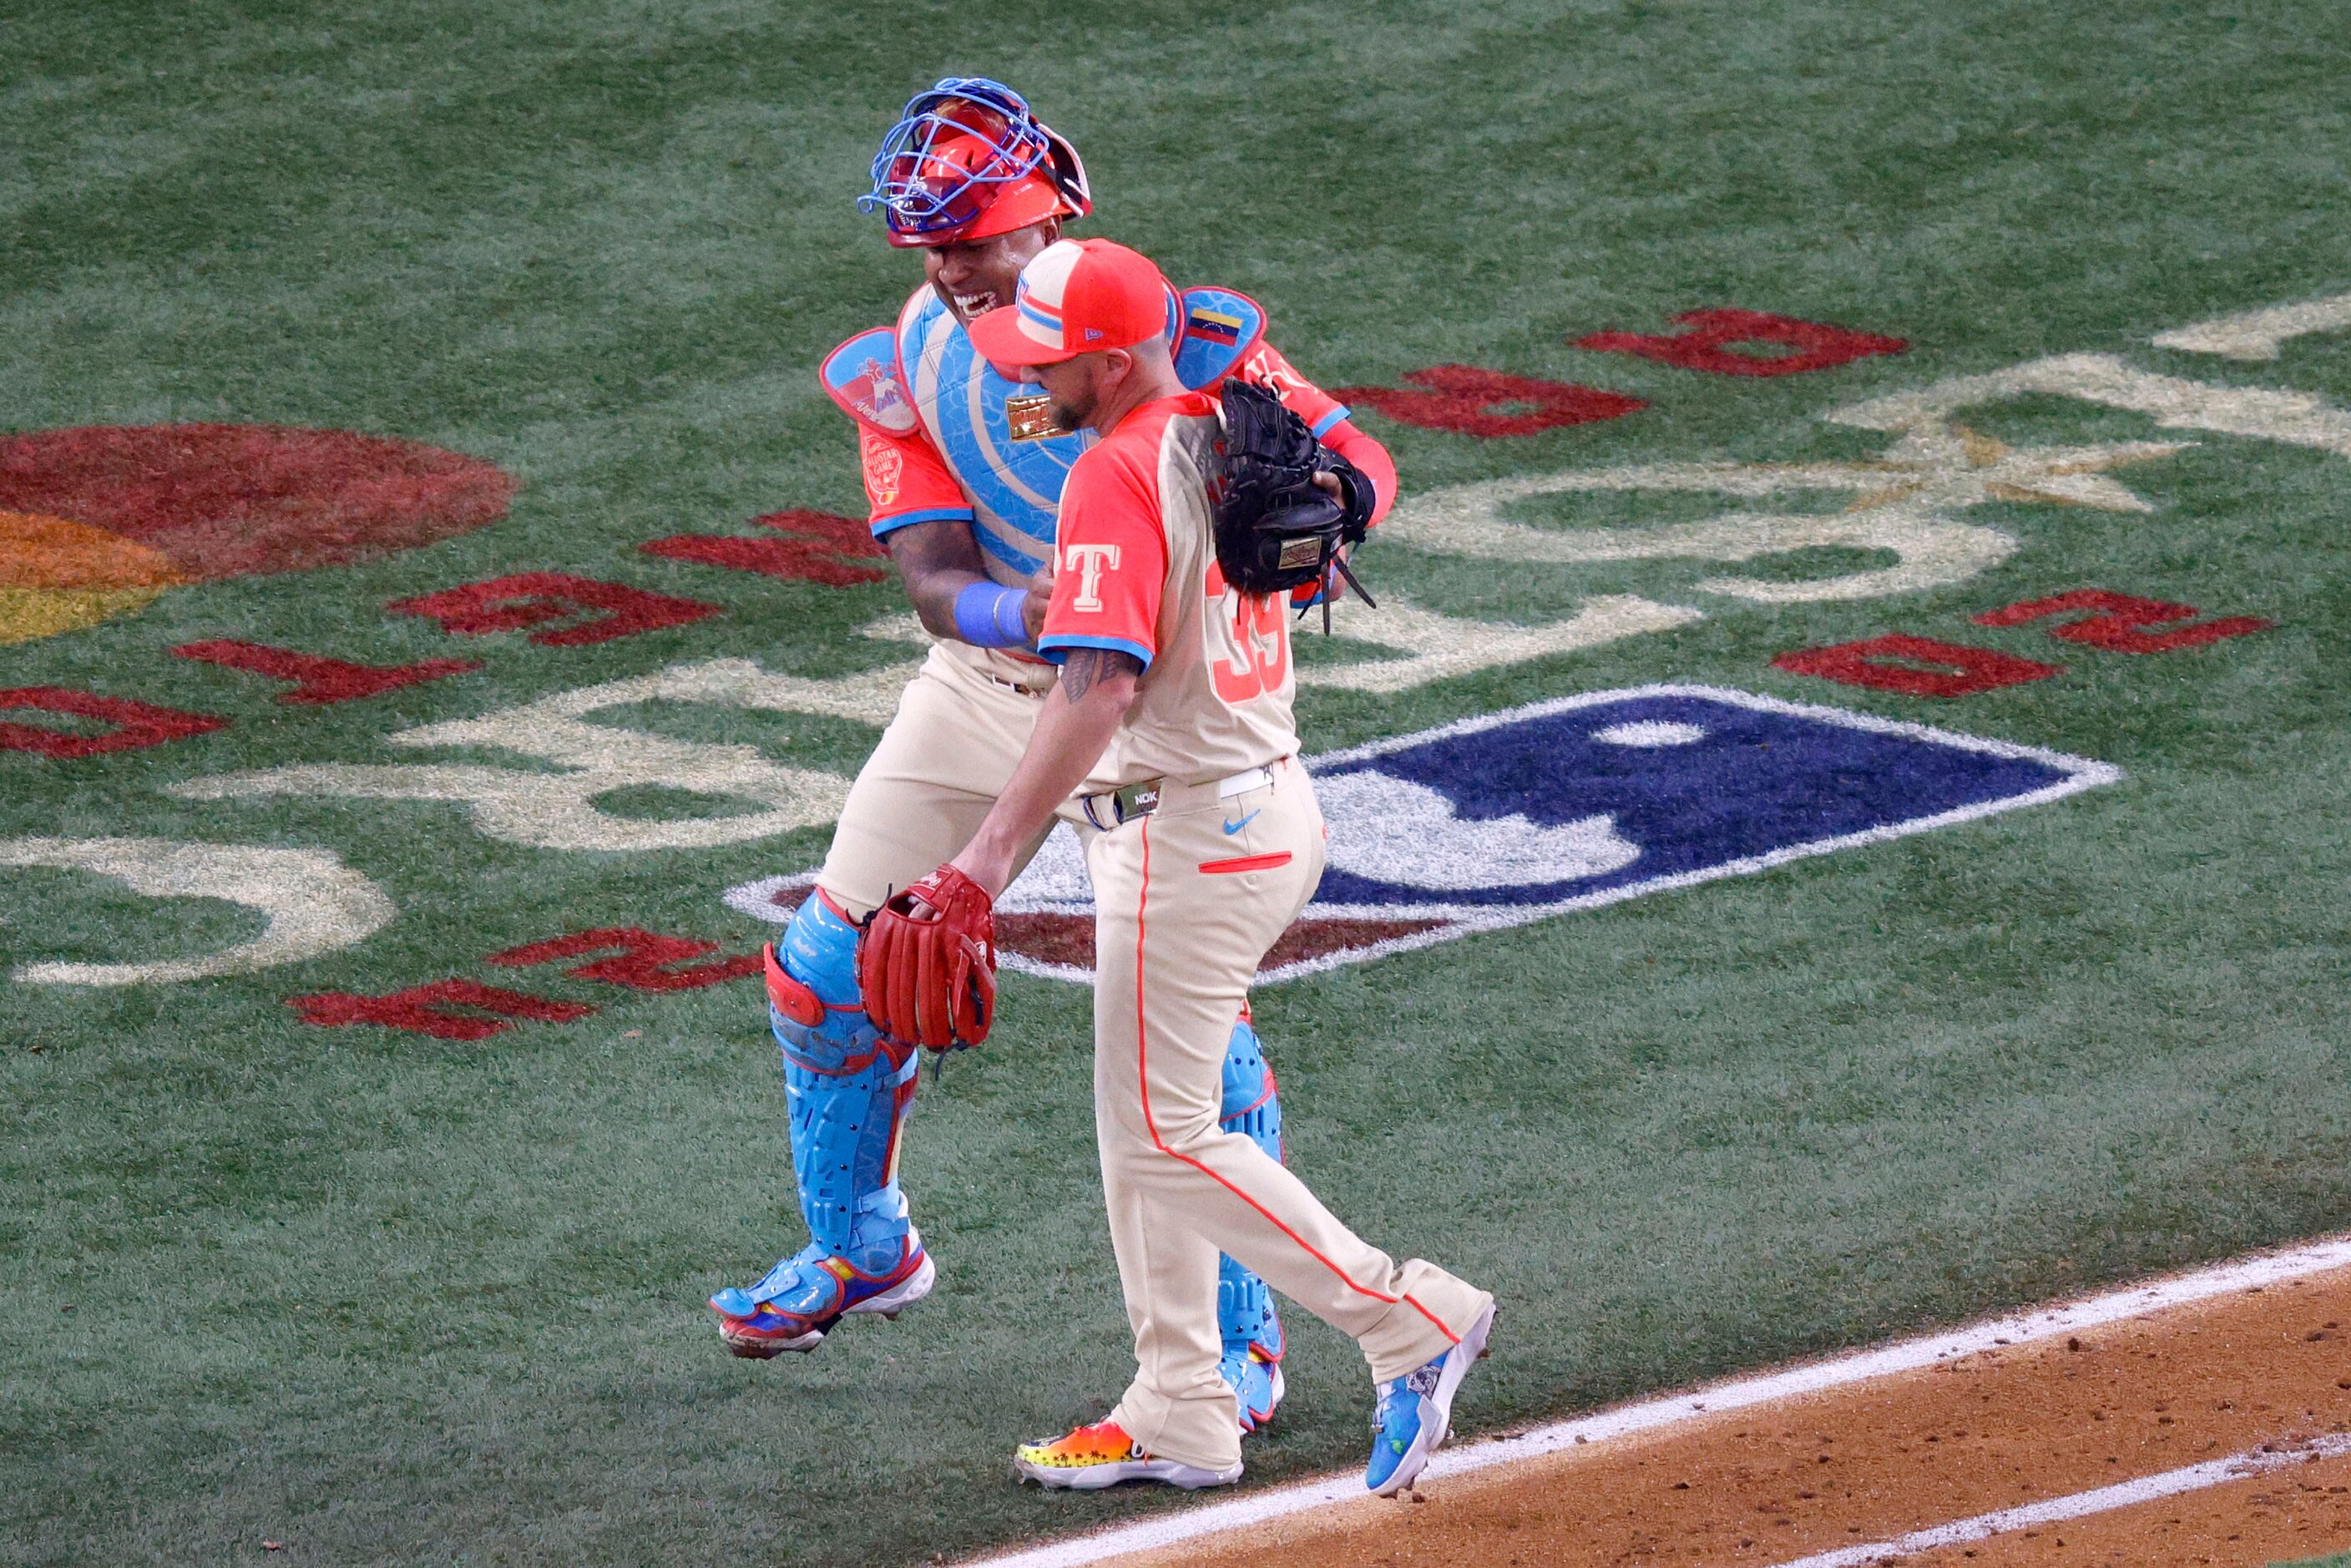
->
xmin=860 ymin=77 xmax=1091 ymax=246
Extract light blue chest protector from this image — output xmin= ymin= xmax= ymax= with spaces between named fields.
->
xmin=896 ymin=285 xmax=1094 ymax=579
xmin=821 ymin=282 xmax=1273 ymax=581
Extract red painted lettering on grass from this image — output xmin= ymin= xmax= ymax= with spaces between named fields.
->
xmin=488 ymin=927 xmax=761 ymax=991
xmin=171 ymin=640 xmax=481 ymax=704
xmin=640 ymin=509 xmax=887 ymax=587
xmin=289 ymin=979 xmax=594 ymax=1040
xmin=1578 ymin=309 xmax=1907 ymax=377
xmin=1332 ymin=366 xmax=1644 ymax=437
xmin=0 ymin=687 xmax=225 ymax=757
xmin=1773 ymin=635 xmax=2061 ymax=698
xmin=1972 ymin=589 xmax=2273 ymax=653
xmin=388 ymin=572 xmax=720 ymax=646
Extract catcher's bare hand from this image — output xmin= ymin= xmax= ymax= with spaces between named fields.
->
xmin=858 ymin=863 xmax=998 ymax=1052
xmin=1022 ymin=559 xmax=1054 ymax=645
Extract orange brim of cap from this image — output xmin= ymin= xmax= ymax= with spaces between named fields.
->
xmin=887 ymin=170 xmax=1067 ymax=249
xmin=965 ymin=301 xmax=1079 ymax=367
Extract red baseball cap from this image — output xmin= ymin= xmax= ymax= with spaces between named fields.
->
xmin=965 ymin=238 xmax=1168 ymax=367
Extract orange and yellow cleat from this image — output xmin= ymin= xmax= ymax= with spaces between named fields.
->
xmin=1013 ymin=1419 xmax=1241 ymax=1491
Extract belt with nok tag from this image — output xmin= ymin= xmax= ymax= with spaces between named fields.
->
xmin=1079 ymin=761 xmax=1282 ymax=831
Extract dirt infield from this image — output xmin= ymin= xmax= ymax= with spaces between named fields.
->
xmin=1100 ymin=1267 xmax=2351 ymax=1568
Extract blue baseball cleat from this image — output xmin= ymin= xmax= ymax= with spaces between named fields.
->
xmin=1365 ymin=1302 xmax=1495 ymax=1496
xmin=709 ymin=1232 xmax=933 ymax=1358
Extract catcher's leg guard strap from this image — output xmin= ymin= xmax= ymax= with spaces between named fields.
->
xmin=771 ymin=893 xmax=918 ymax=1271
xmin=1216 ymin=1016 xmax=1286 ymax=1360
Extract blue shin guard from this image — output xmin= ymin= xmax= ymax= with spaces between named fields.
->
xmin=710 ymin=893 xmax=931 ymax=1357
xmin=1217 ymin=1015 xmax=1287 ymax=1428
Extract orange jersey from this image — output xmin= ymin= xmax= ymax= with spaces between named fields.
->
xmin=1038 ymin=390 xmax=1298 ymax=789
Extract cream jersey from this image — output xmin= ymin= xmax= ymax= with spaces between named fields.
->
xmin=1036 ymin=390 xmax=1299 ymax=790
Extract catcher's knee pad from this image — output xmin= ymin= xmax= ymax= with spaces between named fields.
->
xmin=1217 ymin=1016 xmax=1285 ymax=1361
xmin=766 ymin=892 xmax=901 ymax=1076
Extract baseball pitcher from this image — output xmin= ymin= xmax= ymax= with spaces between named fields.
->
xmin=859 ymin=236 xmax=1494 ymax=1494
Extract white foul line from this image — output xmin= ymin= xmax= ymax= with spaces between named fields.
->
xmin=1763 ymin=1432 xmax=2351 ymax=1568
xmin=964 ymin=1232 xmax=2351 ymax=1568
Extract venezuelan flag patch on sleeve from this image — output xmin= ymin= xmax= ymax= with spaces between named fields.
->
xmin=1172 ymin=286 xmax=1266 ymax=388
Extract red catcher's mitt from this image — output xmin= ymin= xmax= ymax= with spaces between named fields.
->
xmin=858 ymin=863 xmax=998 ymax=1051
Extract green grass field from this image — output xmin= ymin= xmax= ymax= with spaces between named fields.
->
xmin=5 ymin=3 xmax=2349 ymax=1563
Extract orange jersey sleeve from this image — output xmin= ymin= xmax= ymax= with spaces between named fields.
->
xmin=1037 ymin=439 xmax=1169 ymax=671
xmin=1235 ymin=341 xmax=1348 ymax=436
xmin=857 ymin=422 xmax=974 ymax=539
xmin=1236 ymin=341 xmax=1397 ymax=526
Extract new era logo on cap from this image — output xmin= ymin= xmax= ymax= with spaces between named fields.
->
xmin=968 ymin=238 xmax=1170 ymax=367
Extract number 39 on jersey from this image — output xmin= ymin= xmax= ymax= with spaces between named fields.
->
xmin=1204 ymin=560 xmax=1289 ymax=704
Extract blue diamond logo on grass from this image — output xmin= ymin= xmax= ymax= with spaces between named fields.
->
xmin=725 ymin=685 xmax=2119 ymax=984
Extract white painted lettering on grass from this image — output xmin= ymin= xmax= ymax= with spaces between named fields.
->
xmin=169 ymin=655 xmax=918 ymax=851
xmin=1382 ymin=449 xmax=2032 ymax=603
xmin=0 ymin=837 xmax=395 ymax=984
xmin=1354 ymin=412 xmax=2187 ymax=690
xmin=1833 ymin=352 xmax=2351 ymax=458
xmin=1356 ymin=301 xmax=2351 ymax=697
xmin=2153 ymin=291 xmax=2351 ymax=361
xmin=1297 ymin=594 xmax=1701 ymax=692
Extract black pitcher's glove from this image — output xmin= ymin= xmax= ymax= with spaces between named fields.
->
xmin=1213 ymin=378 xmax=1375 ymax=630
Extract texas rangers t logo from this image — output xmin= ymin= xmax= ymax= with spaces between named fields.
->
xmin=1064 ymin=543 xmax=1121 ymax=611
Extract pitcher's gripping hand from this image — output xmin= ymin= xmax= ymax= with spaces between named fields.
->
xmin=858 ymin=863 xmax=998 ymax=1051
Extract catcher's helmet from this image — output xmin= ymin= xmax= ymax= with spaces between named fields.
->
xmin=861 ymin=77 xmax=1091 ymax=247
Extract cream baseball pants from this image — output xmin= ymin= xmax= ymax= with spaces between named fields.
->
xmin=1083 ymin=756 xmax=1492 ymax=1471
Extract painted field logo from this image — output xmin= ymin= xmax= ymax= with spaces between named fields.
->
xmin=726 ymin=685 xmax=2118 ymax=984
xmin=0 ymin=423 xmax=517 ymax=645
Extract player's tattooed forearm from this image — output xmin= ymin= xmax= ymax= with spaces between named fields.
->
xmin=1060 ymin=647 xmax=1142 ymax=701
